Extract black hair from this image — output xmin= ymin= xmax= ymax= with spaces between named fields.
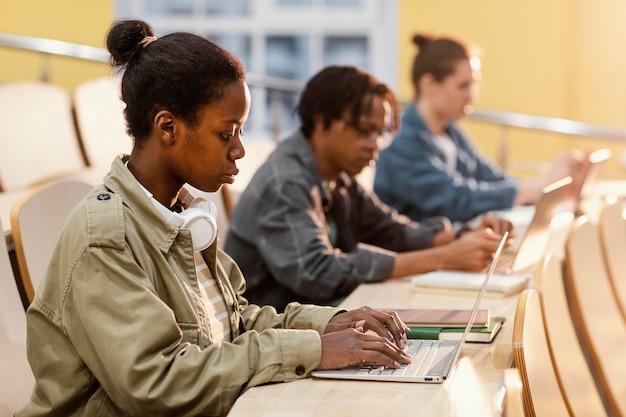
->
xmin=106 ymin=19 xmax=246 ymax=141
xmin=297 ymin=66 xmax=399 ymax=138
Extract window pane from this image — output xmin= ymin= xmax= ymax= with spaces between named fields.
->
xmin=265 ymin=35 xmax=308 ymax=131
xmin=145 ymin=0 xmax=193 ymax=15
xmin=275 ymin=0 xmax=313 ymax=7
xmin=266 ymin=36 xmax=309 ymax=80
xmin=204 ymin=0 xmax=249 ymax=15
xmin=206 ymin=34 xmax=251 ymax=71
xmin=323 ymin=36 xmax=368 ymax=69
xmin=325 ymin=0 xmax=362 ymax=7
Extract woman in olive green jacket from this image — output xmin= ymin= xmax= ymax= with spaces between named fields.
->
xmin=17 ymin=20 xmax=410 ymax=417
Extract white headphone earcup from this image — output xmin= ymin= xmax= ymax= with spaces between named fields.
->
xmin=180 ymin=200 xmax=218 ymax=252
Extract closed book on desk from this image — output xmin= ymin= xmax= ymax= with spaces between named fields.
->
xmin=411 ymin=270 xmax=530 ymax=297
xmin=389 ymin=308 xmax=490 ymax=328
xmin=408 ymin=316 xmax=505 ymax=343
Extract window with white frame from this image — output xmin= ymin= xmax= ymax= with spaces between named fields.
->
xmin=113 ymin=0 xmax=397 ymax=138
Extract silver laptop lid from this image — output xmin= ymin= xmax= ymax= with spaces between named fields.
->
xmin=511 ymin=176 xmax=572 ymax=273
xmin=450 ymin=230 xmax=510 ymax=364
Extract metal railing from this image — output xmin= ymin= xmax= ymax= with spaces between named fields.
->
xmin=3 ymin=31 xmax=626 ymax=165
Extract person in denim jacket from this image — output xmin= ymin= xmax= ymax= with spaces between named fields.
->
xmin=374 ymin=34 xmax=584 ymax=223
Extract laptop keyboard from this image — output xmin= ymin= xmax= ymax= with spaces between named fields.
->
xmin=357 ymin=339 xmax=442 ymax=377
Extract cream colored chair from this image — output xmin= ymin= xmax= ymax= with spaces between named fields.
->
xmin=597 ymin=196 xmax=626 ymax=320
xmin=0 ymin=219 xmax=34 ymax=416
xmin=10 ymin=179 xmax=93 ymax=304
xmin=0 ymin=81 xmax=87 ymax=192
xmin=512 ymin=289 xmax=572 ymax=417
xmin=73 ymin=76 xmax=133 ymax=174
xmin=499 ymin=368 xmax=525 ymax=417
xmin=564 ymin=215 xmax=626 ymax=416
xmin=535 ymin=255 xmax=608 ymax=417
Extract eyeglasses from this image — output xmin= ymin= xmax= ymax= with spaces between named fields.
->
xmin=342 ymin=120 xmax=393 ymax=149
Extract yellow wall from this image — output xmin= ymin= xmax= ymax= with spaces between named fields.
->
xmin=398 ymin=0 xmax=626 ymax=178
xmin=2 ymin=1 xmax=626 ymax=176
xmin=0 ymin=0 xmax=113 ymax=89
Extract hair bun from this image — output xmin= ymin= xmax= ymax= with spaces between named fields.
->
xmin=106 ymin=20 xmax=156 ymax=69
xmin=412 ymin=34 xmax=431 ymax=49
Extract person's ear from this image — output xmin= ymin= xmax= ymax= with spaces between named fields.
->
xmin=420 ymin=73 xmax=438 ymax=95
xmin=154 ymin=110 xmax=177 ymax=145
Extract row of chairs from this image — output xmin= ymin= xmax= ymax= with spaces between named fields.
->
xmin=0 ymin=78 xmax=131 ymax=193
xmin=511 ymin=197 xmax=626 ymax=417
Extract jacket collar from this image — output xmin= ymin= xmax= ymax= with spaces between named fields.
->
xmin=103 ymin=155 xmax=182 ymax=253
xmin=283 ymin=129 xmax=355 ymax=189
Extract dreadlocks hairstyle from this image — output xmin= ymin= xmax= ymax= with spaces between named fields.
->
xmin=297 ymin=66 xmax=399 ymax=138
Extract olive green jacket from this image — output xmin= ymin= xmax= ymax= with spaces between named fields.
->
xmin=18 ymin=156 xmax=340 ymax=417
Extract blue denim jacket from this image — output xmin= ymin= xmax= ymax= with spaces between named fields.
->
xmin=374 ymin=104 xmax=518 ymax=222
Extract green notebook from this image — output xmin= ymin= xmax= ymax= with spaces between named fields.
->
xmin=408 ymin=316 xmax=505 ymax=343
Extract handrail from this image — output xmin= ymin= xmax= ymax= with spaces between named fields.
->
xmin=0 ymin=32 xmax=304 ymax=93
xmin=0 ymin=32 xmax=109 ymax=62
xmin=468 ymin=107 xmax=626 ymax=141
xmin=2 ymin=31 xmax=626 ymax=143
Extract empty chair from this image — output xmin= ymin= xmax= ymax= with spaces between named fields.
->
xmin=73 ymin=76 xmax=133 ymax=174
xmin=502 ymin=368 xmax=525 ymax=417
xmin=10 ymin=179 xmax=93 ymax=305
xmin=512 ymin=289 xmax=572 ymax=417
xmin=534 ymin=254 xmax=608 ymax=417
xmin=597 ymin=196 xmax=626 ymax=320
xmin=0 ymin=219 xmax=34 ymax=415
xmin=563 ymin=215 xmax=626 ymax=416
xmin=0 ymin=188 xmax=32 ymax=238
xmin=0 ymin=81 xmax=86 ymax=192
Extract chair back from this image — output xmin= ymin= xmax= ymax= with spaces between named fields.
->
xmin=597 ymin=196 xmax=626 ymax=320
xmin=73 ymin=76 xmax=133 ymax=173
xmin=534 ymin=254 xmax=608 ymax=417
xmin=0 ymin=219 xmax=34 ymax=415
xmin=0 ymin=81 xmax=86 ymax=191
xmin=501 ymin=368 xmax=525 ymax=417
xmin=512 ymin=289 xmax=571 ymax=417
xmin=564 ymin=215 xmax=626 ymax=416
xmin=10 ymin=179 xmax=93 ymax=304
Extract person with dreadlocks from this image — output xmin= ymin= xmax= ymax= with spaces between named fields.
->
xmin=225 ymin=65 xmax=511 ymax=312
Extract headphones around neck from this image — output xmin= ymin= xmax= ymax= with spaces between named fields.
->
xmin=149 ymin=186 xmax=218 ymax=252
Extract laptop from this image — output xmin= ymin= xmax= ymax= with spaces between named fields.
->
xmin=492 ymin=148 xmax=610 ymax=228
xmin=311 ymin=230 xmax=510 ymax=383
xmin=494 ymin=176 xmax=572 ymax=274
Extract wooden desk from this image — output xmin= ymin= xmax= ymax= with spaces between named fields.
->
xmin=227 ymin=282 xmax=520 ymax=417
